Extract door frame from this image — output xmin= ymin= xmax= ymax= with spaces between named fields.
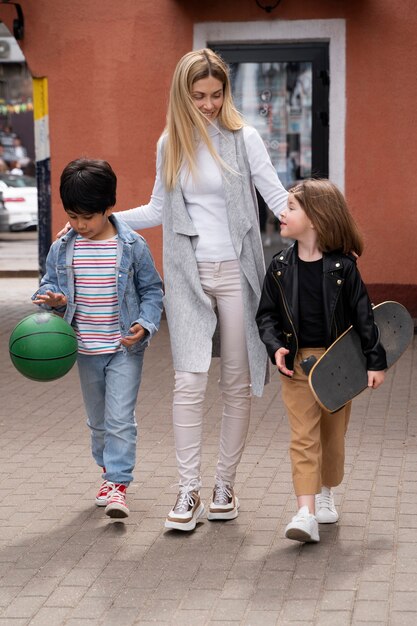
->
xmin=194 ymin=19 xmax=345 ymax=190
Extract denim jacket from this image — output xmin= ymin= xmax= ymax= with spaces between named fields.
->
xmin=32 ymin=214 xmax=163 ymax=354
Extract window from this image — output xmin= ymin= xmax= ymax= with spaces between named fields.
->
xmin=211 ymin=43 xmax=329 ymax=187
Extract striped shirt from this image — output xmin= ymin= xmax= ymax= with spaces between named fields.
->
xmin=73 ymin=235 xmax=121 ymax=355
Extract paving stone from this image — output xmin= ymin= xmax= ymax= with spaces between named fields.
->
xmin=279 ymin=598 xmax=318 ymax=621
xmin=242 ymin=612 xmax=280 ymax=626
xmin=353 ymin=600 xmax=389 ymax=622
xmin=320 ymin=589 xmax=356 ymax=611
xmin=390 ymin=613 xmax=417 ymax=626
xmin=1 ymin=593 xmax=46 ymax=619
xmin=27 ymin=608 xmax=72 ymax=626
xmin=316 ymin=611 xmax=352 ymax=625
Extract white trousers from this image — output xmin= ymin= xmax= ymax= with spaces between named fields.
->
xmin=173 ymin=260 xmax=252 ymax=491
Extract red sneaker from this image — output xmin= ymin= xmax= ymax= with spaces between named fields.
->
xmin=105 ymin=483 xmax=129 ymax=518
xmin=95 ymin=480 xmax=110 ymax=507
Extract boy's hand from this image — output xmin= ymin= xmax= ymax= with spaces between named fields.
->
xmin=367 ymin=370 xmax=385 ymax=389
xmin=56 ymin=222 xmax=71 ymax=238
xmin=120 ymin=323 xmax=147 ymax=347
xmin=274 ymin=347 xmax=294 ymax=377
xmin=33 ymin=290 xmax=67 ymax=308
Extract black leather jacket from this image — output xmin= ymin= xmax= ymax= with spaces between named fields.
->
xmin=256 ymin=243 xmax=387 ymax=374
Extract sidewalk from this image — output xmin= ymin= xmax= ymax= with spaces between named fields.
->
xmin=0 ymin=232 xmax=38 ymax=277
xmin=1 ymin=276 xmax=416 ymax=626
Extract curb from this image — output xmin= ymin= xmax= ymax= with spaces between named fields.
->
xmin=0 ymin=270 xmax=38 ymax=278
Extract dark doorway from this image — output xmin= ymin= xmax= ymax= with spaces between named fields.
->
xmin=211 ymin=42 xmax=329 ymax=186
xmin=211 ymin=42 xmax=329 ymax=261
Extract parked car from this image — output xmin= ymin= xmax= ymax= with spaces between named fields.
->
xmin=0 ymin=174 xmax=38 ymax=231
xmin=0 ymin=191 xmax=8 ymax=232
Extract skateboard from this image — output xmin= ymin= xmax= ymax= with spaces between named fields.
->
xmin=308 ymin=301 xmax=414 ymax=413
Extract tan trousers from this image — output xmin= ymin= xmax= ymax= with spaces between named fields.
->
xmin=281 ymin=347 xmax=351 ymax=496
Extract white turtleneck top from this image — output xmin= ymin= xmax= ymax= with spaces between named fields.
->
xmin=120 ymin=123 xmax=288 ymax=262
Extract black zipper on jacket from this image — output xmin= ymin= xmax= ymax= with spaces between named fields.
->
xmin=328 ymin=275 xmax=343 ymax=343
xmin=272 ymin=271 xmax=299 ymax=355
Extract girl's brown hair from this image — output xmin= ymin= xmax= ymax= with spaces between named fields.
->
xmin=289 ymin=179 xmax=364 ymax=256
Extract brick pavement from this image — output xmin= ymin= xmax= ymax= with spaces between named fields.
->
xmin=0 ymin=277 xmax=416 ymax=625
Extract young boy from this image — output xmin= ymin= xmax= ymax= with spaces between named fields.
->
xmin=32 ymin=158 xmax=163 ymax=519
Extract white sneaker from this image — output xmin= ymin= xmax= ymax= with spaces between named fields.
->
xmin=285 ymin=506 xmax=320 ymax=543
xmin=165 ymin=489 xmax=205 ymax=531
xmin=315 ymin=487 xmax=339 ymax=524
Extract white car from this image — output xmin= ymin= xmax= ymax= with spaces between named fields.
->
xmin=0 ymin=174 xmax=38 ymax=231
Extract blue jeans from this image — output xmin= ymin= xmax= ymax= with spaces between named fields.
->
xmin=77 ymin=350 xmax=145 ymax=485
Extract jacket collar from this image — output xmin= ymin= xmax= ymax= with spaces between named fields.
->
xmin=272 ymin=242 xmax=297 ymax=267
xmin=111 ymin=214 xmax=137 ymax=243
xmin=322 ymin=251 xmax=352 ymax=273
xmin=59 ymin=213 xmax=137 ymax=245
xmin=273 ymin=243 xmax=351 ymax=272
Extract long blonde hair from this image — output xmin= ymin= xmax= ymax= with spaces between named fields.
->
xmin=163 ymin=48 xmax=244 ymax=190
xmin=289 ymin=179 xmax=364 ymax=256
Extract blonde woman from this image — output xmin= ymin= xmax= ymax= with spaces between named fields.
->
xmin=117 ymin=49 xmax=288 ymax=530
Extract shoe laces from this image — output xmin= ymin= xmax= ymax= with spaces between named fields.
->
xmin=213 ymin=479 xmax=233 ymax=505
xmin=97 ymin=480 xmax=109 ymax=498
xmin=173 ymin=489 xmax=196 ymax=514
xmin=107 ymin=483 xmax=126 ymax=504
xmin=318 ymin=490 xmax=334 ymax=510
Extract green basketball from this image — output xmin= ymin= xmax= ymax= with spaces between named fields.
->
xmin=9 ymin=312 xmax=78 ymax=381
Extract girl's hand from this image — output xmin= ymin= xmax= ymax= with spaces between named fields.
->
xmin=274 ymin=347 xmax=294 ymax=377
xmin=120 ymin=323 xmax=146 ymax=347
xmin=367 ymin=370 xmax=385 ymax=389
xmin=56 ymin=222 xmax=71 ymax=238
xmin=33 ymin=290 xmax=67 ymax=308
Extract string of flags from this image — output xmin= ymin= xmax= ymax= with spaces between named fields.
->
xmin=0 ymin=100 xmax=33 ymax=115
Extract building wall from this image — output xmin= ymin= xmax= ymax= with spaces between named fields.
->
xmin=0 ymin=0 xmax=195 ymax=274
xmin=0 ymin=0 xmax=415 ymax=311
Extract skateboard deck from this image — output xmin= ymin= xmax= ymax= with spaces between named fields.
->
xmin=308 ymin=301 xmax=414 ymax=413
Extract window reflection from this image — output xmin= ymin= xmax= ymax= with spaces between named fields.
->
xmin=230 ymin=61 xmax=312 ymax=187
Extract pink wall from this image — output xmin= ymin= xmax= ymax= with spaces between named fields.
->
xmin=346 ymin=3 xmax=417 ymax=276
xmin=1 ymin=0 xmax=416 ymax=310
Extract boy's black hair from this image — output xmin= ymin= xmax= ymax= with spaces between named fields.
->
xmin=60 ymin=158 xmax=117 ymax=215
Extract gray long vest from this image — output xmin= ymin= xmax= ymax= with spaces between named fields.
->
xmin=162 ymin=127 xmax=269 ymax=397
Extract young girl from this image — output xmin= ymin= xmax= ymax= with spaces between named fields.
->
xmin=256 ymin=179 xmax=387 ymax=543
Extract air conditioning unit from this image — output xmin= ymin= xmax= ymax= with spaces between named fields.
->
xmin=0 ymin=37 xmax=24 ymax=62
xmin=0 ymin=40 xmax=10 ymax=59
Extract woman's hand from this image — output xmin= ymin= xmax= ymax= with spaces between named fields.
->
xmin=367 ymin=370 xmax=385 ymax=389
xmin=56 ymin=222 xmax=71 ymax=238
xmin=274 ymin=347 xmax=293 ymax=377
xmin=120 ymin=323 xmax=147 ymax=347
xmin=32 ymin=290 xmax=68 ymax=308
